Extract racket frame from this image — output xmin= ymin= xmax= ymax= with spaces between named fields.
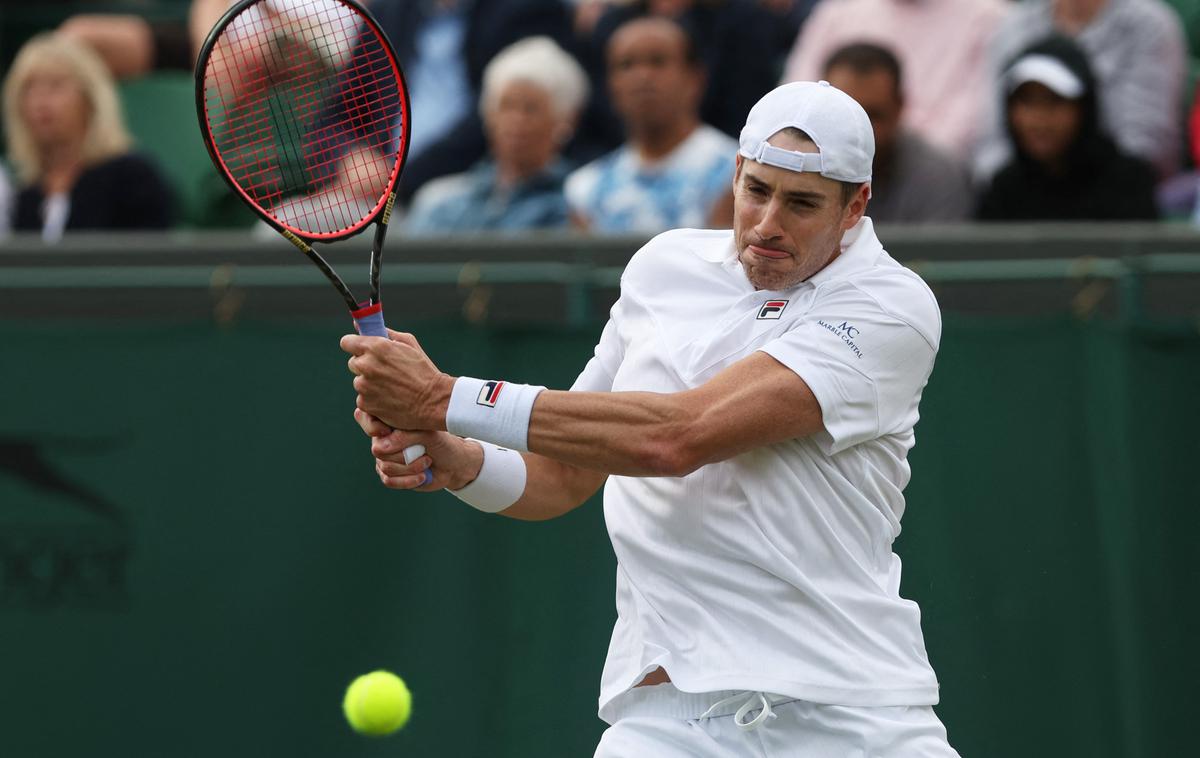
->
xmin=193 ymin=0 xmax=411 ymax=311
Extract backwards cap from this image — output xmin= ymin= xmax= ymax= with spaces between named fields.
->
xmin=738 ymin=81 xmax=874 ymax=184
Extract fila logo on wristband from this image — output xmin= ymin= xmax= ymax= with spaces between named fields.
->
xmin=757 ymin=300 xmax=788 ymax=320
xmin=477 ymin=381 xmax=505 ymax=407
xmin=448 ymin=377 xmax=544 ymax=452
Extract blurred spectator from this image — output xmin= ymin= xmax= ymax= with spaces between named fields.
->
xmin=976 ymin=35 xmax=1158 ymax=221
xmin=757 ymin=0 xmax=823 ymax=59
xmin=2 ymin=34 xmax=175 ymax=241
xmin=781 ymin=0 xmax=1008 ymax=159
xmin=366 ymin=0 xmax=573 ymax=205
xmin=566 ymin=16 xmax=736 ymax=232
xmin=404 ymin=37 xmax=589 ymax=234
xmin=580 ymin=0 xmax=781 ymax=152
xmin=823 ymin=43 xmax=973 ymax=224
xmin=977 ymin=0 xmax=1186 ymax=181
xmin=58 ymin=0 xmax=231 ymax=78
xmin=573 ymin=0 xmax=613 ymax=37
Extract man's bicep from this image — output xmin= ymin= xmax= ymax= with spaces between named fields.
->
xmin=683 ymin=352 xmax=827 ymax=465
xmin=759 ymin=308 xmax=937 ymax=454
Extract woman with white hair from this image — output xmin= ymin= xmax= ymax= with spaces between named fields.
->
xmin=404 ymin=36 xmax=589 ymax=234
xmin=3 ymin=33 xmax=174 ymax=240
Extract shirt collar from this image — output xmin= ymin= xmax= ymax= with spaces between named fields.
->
xmin=707 ymin=217 xmax=884 ymax=285
xmin=806 ymin=216 xmax=884 ymax=286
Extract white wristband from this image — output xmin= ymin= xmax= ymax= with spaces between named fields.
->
xmin=445 ymin=376 xmax=545 ymax=452
xmin=448 ymin=440 xmax=526 ymax=513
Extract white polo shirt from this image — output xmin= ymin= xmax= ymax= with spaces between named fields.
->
xmin=571 ymin=218 xmax=942 ymax=721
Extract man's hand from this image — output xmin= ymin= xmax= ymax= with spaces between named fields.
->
xmin=353 ymin=409 xmax=484 ymax=492
xmin=341 ymin=329 xmax=454 ymax=432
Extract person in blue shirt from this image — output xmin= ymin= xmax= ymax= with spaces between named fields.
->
xmin=404 ymin=37 xmax=589 ymax=234
xmin=565 ymin=16 xmax=736 ymax=234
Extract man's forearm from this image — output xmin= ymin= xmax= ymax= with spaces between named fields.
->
xmin=505 ymin=353 xmax=824 ymax=478
xmin=499 ymin=452 xmax=607 ymax=521
xmin=526 ymin=389 xmax=698 ymax=478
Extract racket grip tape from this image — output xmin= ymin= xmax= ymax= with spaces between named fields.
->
xmin=351 ymin=302 xmax=433 ymax=486
xmin=352 ymin=302 xmax=388 ymax=338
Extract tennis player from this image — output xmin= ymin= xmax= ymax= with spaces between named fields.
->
xmin=343 ymin=80 xmax=959 ymax=757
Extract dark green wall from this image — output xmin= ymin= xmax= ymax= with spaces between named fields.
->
xmin=1 ymin=317 xmax=1196 ymax=757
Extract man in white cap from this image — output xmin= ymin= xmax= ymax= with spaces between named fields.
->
xmin=342 ymin=81 xmax=959 ymax=756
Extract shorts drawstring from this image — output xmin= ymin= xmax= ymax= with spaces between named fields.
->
xmin=699 ymin=691 xmax=778 ymax=732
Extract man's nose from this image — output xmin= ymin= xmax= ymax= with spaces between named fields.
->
xmin=754 ymin=200 xmax=785 ymax=239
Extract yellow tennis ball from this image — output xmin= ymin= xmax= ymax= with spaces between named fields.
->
xmin=342 ymin=670 xmax=411 ymax=736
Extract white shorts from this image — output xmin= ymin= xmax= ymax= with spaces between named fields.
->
xmin=594 ymin=684 xmax=961 ymax=758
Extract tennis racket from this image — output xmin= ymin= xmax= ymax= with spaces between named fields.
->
xmin=195 ymin=0 xmax=429 ymax=481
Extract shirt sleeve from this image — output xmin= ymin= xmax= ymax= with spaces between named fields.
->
xmin=570 ymin=297 xmax=626 ymax=393
xmin=759 ymin=282 xmax=938 ymax=455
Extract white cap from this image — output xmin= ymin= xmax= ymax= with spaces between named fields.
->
xmin=738 ymin=81 xmax=874 ymax=184
xmin=1005 ymin=54 xmax=1084 ymax=99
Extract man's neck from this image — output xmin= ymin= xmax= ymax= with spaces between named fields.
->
xmin=631 ymin=118 xmax=698 ymax=163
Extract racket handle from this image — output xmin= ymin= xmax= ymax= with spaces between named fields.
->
xmin=352 ymin=302 xmax=388 ymax=338
xmin=352 ymin=302 xmax=433 ymax=486
xmin=403 ymin=443 xmax=432 ymax=487
xmin=403 ymin=445 xmax=426 ymax=465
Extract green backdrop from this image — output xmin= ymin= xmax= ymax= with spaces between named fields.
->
xmin=1 ymin=316 xmax=1196 ymax=757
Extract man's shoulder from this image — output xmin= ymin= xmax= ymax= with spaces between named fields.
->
xmin=631 ymin=227 xmax=733 ymax=262
xmin=623 ymin=228 xmax=733 ymax=283
xmin=822 ymin=254 xmax=942 ymax=349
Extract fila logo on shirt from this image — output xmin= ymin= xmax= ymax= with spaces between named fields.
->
xmin=757 ymin=300 xmax=789 ymax=320
xmin=477 ymin=381 xmax=505 ymax=407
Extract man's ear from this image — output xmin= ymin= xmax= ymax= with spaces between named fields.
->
xmin=842 ymin=182 xmax=870 ymax=231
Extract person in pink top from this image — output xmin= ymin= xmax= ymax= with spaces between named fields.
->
xmin=780 ymin=0 xmax=1009 ymax=159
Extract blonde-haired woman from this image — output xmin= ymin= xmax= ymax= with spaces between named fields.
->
xmin=3 ymin=33 xmax=174 ymax=240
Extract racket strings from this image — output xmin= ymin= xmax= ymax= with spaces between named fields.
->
xmin=202 ymin=0 xmax=406 ymax=237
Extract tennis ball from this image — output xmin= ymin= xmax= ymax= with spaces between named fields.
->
xmin=343 ymin=670 xmax=411 ymax=736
